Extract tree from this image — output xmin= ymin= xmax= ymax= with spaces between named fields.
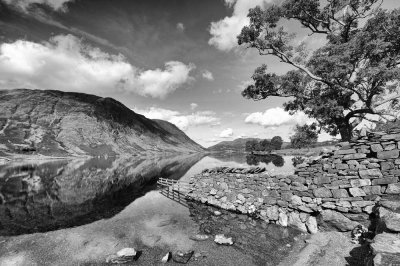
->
xmin=245 ymin=139 xmax=258 ymax=152
xmin=290 ymin=124 xmax=318 ymax=148
xmin=271 ymin=136 xmax=283 ymax=150
xmin=260 ymin=139 xmax=272 ymax=151
xmin=238 ymin=1 xmax=400 ymax=141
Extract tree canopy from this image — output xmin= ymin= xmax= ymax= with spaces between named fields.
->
xmin=290 ymin=124 xmax=319 ymax=148
xmin=245 ymin=136 xmax=283 ymax=152
xmin=238 ymin=0 xmax=400 ymax=141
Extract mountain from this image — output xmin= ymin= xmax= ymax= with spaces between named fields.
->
xmin=207 ymin=138 xmax=260 ymax=152
xmin=0 ymin=89 xmax=204 ymax=157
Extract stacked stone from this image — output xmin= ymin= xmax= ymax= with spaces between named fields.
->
xmin=186 ymin=130 xmax=400 ymax=234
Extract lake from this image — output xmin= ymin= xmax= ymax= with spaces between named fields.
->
xmin=0 ymin=153 xmax=297 ymax=236
xmin=0 ymin=153 xmax=301 ymax=265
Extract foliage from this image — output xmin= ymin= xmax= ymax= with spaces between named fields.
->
xmin=238 ymin=1 xmax=400 ymax=141
xmin=245 ymin=136 xmax=283 ymax=152
xmin=290 ymin=124 xmax=318 ymax=148
xmin=246 ymin=154 xmax=284 ymax=167
xmin=271 ymin=136 xmax=283 ymax=150
xmin=292 ymin=156 xmax=306 ymax=167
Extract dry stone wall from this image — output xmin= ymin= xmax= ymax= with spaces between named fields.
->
xmin=187 ymin=131 xmax=400 ymax=233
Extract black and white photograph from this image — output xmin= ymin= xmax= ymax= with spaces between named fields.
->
xmin=0 ymin=0 xmax=400 ymax=265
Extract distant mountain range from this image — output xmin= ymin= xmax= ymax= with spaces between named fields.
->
xmin=0 ymin=89 xmax=204 ymax=157
xmin=207 ymin=138 xmax=261 ymax=152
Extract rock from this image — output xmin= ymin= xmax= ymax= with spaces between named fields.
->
xmin=161 ymin=252 xmax=172 ymax=263
xmin=331 ymin=189 xmax=349 ymax=198
xmin=306 ymin=216 xmax=318 ymax=234
xmin=335 ymin=149 xmax=356 ymax=155
xmin=288 ymin=212 xmax=307 ymax=232
xmin=278 ymin=212 xmax=288 ymax=227
xmin=350 ymin=179 xmax=371 ymax=187
xmin=371 ymin=144 xmax=383 ymax=152
xmin=106 ymin=248 xmax=138 ymax=264
xmin=377 ymin=207 xmax=400 ymax=232
xmin=359 ymin=169 xmax=383 ymax=179
xmin=172 ymin=251 xmax=194 ymax=264
xmin=313 ymin=187 xmax=333 ymax=198
xmin=320 ymin=210 xmax=360 ymax=231
xmin=190 ymin=234 xmax=210 ymax=241
xmin=372 ymin=177 xmax=398 ymax=185
xmin=370 ymin=233 xmax=400 ymax=254
xmin=380 ymin=201 xmax=400 ymax=211
xmin=213 ymin=210 xmax=222 ymax=216
xmin=209 ymin=189 xmax=217 ymax=195
xmin=343 ymin=153 xmax=367 ymax=160
xmin=291 ymin=195 xmax=303 ymax=205
xmin=386 ymin=183 xmax=400 ymax=194
xmin=349 ymin=187 xmax=366 ymax=197
xmin=377 ymin=150 xmax=399 ymax=159
xmin=214 ymin=234 xmax=233 ymax=245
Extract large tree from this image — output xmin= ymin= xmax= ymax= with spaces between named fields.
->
xmin=238 ymin=0 xmax=400 ymax=141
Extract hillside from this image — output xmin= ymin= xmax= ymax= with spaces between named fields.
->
xmin=207 ymin=138 xmax=260 ymax=152
xmin=0 ymin=89 xmax=204 ymax=157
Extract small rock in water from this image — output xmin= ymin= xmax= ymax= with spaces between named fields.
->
xmin=161 ymin=252 xmax=172 ymax=263
xmin=213 ymin=210 xmax=222 ymax=216
xmin=190 ymin=234 xmax=210 ymax=241
xmin=172 ymin=250 xmax=194 ymax=264
xmin=214 ymin=234 xmax=233 ymax=245
xmin=106 ymin=248 xmax=138 ymax=264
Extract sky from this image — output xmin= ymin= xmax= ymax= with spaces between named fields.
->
xmin=0 ymin=0 xmax=399 ymax=147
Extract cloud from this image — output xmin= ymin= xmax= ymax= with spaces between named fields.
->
xmin=2 ymin=0 xmax=74 ymax=11
xmin=0 ymin=34 xmax=195 ymax=98
xmin=244 ymin=107 xmax=312 ymax=127
xmin=136 ymin=61 xmax=195 ymax=98
xmin=134 ymin=107 xmax=220 ymax=131
xmin=176 ymin=23 xmax=185 ymax=32
xmin=209 ymin=0 xmax=271 ymax=51
xmin=190 ymin=103 xmax=198 ymax=110
xmin=202 ymin=70 xmax=214 ymax=81
xmin=219 ymin=128 xmax=234 ymax=138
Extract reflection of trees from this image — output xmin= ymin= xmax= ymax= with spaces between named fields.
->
xmin=246 ymin=154 xmax=285 ymax=167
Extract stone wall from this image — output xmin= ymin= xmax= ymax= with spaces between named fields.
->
xmin=187 ymin=130 xmax=400 ymax=233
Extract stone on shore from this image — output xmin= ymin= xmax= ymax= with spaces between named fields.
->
xmin=214 ymin=234 xmax=233 ymax=245
xmin=172 ymin=251 xmax=194 ymax=264
xmin=319 ymin=210 xmax=359 ymax=232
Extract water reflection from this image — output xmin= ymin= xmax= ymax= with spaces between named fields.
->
xmin=0 ymin=154 xmax=204 ymax=236
xmin=246 ymin=154 xmax=285 ymax=167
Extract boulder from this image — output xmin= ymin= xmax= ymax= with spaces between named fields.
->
xmin=377 ymin=207 xmax=400 ymax=232
xmin=288 ymin=212 xmax=307 ymax=232
xmin=319 ymin=210 xmax=360 ymax=231
xmin=386 ymin=183 xmax=400 ymax=194
xmin=370 ymin=233 xmax=400 ymax=254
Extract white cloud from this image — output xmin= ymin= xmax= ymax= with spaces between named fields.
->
xmin=134 ymin=107 xmax=220 ymax=131
xmin=3 ymin=0 xmax=74 ymax=11
xmin=0 ymin=34 xmax=195 ymax=99
xmin=176 ymin=23 xmax=185 ymax=32
xmin=244 ymin=107 xmax=312 ymax=127
xmin=202 ymin=70 xmax=214 ymax=81
xmin=209 ymin=0 xmax=271 ymax=51
xmin=219 ymin=128 xmax=234 ymax=138
xmin=190 ymin=103 xmax=198 ymax=110
xmin=136 ymin=61 xmax=195 ymax=98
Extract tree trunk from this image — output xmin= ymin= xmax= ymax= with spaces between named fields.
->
xmin=337 ymin=119 xmax=353 ymax=141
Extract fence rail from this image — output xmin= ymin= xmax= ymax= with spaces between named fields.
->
xmin=157 ymin=177 xmax=193 ymax=195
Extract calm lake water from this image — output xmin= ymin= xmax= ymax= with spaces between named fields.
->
xmin=0 ymin=153 xmax=302 ymax=265
xmin=0 ymin=153 xmax=297 ymax=236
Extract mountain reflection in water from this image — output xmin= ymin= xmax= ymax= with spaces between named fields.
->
xmin=0 ymin=154 xmax=204 ymax=236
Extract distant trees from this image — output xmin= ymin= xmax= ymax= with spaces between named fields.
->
xmin=290 ymin=124 xmax=318 ymax=149
xmin=246 ymin=154 xmax=284 ymax=167
xmin=245 ymin=136 xmax=283 ymax=152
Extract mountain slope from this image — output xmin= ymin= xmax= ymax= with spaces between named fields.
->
xmin=0 ymin=89 xmax=204 ymax=156
xmin=207 ymin=138 xmax=260 ymax=152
